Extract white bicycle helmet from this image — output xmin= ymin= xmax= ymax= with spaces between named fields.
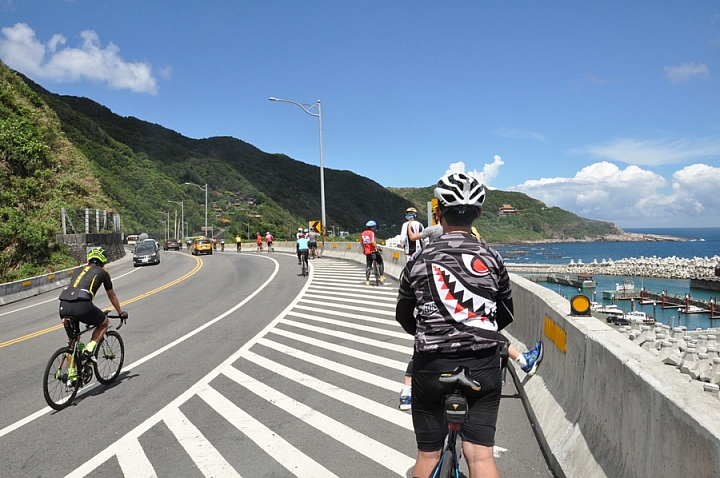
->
xmin=434 ymin=172 xmax=486 ymax=208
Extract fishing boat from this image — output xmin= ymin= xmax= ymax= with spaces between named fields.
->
xmin=616 ymin=279 xmax=636 ymax=292
xmin=591 ymin=302 xmax=621 ymax=314
xmin=680 ymin=305 xmax=707 ymax=314
xmin=625 ymin=310 xmax=654 ymax=324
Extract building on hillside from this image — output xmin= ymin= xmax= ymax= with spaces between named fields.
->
xmin=498 ymin=204 xmax=519 ymax=216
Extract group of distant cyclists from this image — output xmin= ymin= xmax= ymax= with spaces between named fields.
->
xmin=53 ymin=171 xmax=544 ymax=477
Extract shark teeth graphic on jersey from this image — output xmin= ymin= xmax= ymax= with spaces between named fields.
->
xmin=430 ymin=262 xmax=496 ymax=325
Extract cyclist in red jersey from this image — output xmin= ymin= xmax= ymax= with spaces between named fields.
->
xmin=360 ymin=220 xmax=385 ymax=285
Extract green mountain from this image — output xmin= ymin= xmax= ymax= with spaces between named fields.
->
xmin=389 ymin=186 xmax=622 ymax=243
xmin=0 ymin=60 xmax=619 ymax=280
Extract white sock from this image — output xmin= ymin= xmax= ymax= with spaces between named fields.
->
xmin=401 ymin=385 xmax=412 ymax=396
xmin=515 ymin=355 xmax=528 ymax=367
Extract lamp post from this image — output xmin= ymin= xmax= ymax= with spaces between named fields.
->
xmin=184 ymin=182 xmax=208 ymax=237
xmin=269 ymin=97 xmax=326 ymax=245
xmin=168 ymin=200 xmax=184 ymax=245
xmin=157 ymin=211 xmax=169 ymax=241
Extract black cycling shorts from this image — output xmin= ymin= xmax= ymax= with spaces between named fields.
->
xmin=411 ymin=347 xmax=501 ymax=451
xmin=58 ymin=300 xmax=106 ymax=327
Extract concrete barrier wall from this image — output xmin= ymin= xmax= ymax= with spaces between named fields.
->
xmin=505 ymin=274 xmax=720 ymax=478
xmin=0 ymin=266 xmax=82 ymax=306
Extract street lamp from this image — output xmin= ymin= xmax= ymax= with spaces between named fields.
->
xmin=168 ymin=200 xmax=184 ymax=245
xmin=157 ymin=211 xmax=169 ymax=240
xmin=184 ymin=182 xmax=208 ymax=237
xmin=269 ymin=97 xmax=326 ymax=245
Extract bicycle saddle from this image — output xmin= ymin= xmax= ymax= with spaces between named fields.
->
xmin=439 ymin=366 xmax=481 ymax=392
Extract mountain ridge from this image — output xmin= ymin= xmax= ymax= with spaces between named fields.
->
xmin=1 ymin=60 xmax=626 ymax=281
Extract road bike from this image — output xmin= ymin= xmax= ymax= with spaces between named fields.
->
xmin=432 ymin=341 xmax=509 ymax=477
xmin=42 ymin=311 xmax=128 ymax=411
xmin=300 ymin=250 xmax=309 ymax=277
xmin=366 ymin=250 xmax=382 ymax=286
xmin=430 ymin=366 xmax=479 ymax=477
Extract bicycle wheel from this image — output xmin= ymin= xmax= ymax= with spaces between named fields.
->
xmin=43 ymin=347 xmax=80 ymax=410
xmin=94 ymin=331 xmax=125 ymax=384
xmin=373 ymin=262 xmax=380 ymax=286
xmin=302 ymin=256 xmax=308 ymax=277
xmin=435 ymin=448 xmax=456 ymax=478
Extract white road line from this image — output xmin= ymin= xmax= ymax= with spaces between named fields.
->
xmin=287 ymin=311 xmax=409 ymax=339
xmin=307 ymin=287 xmax=399 ymax=300
xmin=223 ymin=366 xmax=415 ymax=476
xmin=198 ymin=386 xmax=336 ymax=478
xmin=256 ymin=338 xmax=403 ymax=391
xmin=266 ymin=328 xmax=409 ymax=370
xmin=294 ymin=304 xmax=398 ymax=327
xmin=115 ymin=437 xmax=157 ymax=477
xmin=304 ymin=292 xmax=397 ymax=307
xmin=299 ymin=298 xmax=396 ymax=316
xmin=245 ymin=347 xmax=413 ymax=430
xmin=278 ymin=318 xmax=411 ymax=353
xmin=163 ymin=407 xmax=241 ymax=478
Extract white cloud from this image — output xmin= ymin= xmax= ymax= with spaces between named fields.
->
xmin=509 ymin=161 xmax=720 ymax=227
xmin=576 ymin=137 xmax=720 ymax=166
xmin=445 ymin=155 xmax=505 ymax=188
xmin=0 ymin=23 xmax=158 ymax=94
xmin=663 ymin=62 xmax=709 ymax=84
xmin=494 ymin=127 xmax=545 ymax=141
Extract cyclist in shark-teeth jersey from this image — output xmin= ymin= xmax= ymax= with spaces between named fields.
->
xmin=395 ymin=171 xmax=513 ymax=478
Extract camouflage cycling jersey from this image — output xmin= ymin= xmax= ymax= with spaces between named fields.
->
xmin=398 ymin=231 xmax=511 ymax=353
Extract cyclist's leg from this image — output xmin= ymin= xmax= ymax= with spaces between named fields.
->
xmin=462 ymin=442 xmax=499 ymax=478
xmin=365 ymin=254 xmax=373 ymax=280
xmin=376 ymin=252 xmax=385 ymax=278
xmin=86 ymin=307 xmax=109 ymax=352
xmin=411 ymin=354 xmax=452 ymax=476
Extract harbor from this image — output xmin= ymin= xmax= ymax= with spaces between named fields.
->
xmin=515 ymin=270 xmax=720 ymax=330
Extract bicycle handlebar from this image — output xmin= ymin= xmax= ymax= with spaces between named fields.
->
xmin=104 ymin=310 xmax=128 ymax=329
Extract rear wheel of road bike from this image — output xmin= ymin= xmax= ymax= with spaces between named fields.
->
xmin=43 ymin=347 xmax=81 ymax=410
xmin=373 ymin=261 xmax=380 ymax=286
xmin=301 ymin=256 xmax=308 ymax=277
xmin=94 ymin=331 xmax=125 ymax=384
xmin=436 ymin=448 xmax=455 ymax=478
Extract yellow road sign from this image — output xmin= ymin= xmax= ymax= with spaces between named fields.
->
xmin=310 ymin=220 xmax=322 ymax=233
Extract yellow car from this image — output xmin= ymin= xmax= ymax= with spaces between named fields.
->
xmin=191 ymin=238 xmax=213 ymax=255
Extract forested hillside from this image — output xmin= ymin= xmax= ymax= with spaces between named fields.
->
xmin=390 ymin=186 xmax=622 ymax=242
xmin=1 ymin=60 xmax=620 ymax=281
xmin=0 ymin=61 xmax=112 ymax=280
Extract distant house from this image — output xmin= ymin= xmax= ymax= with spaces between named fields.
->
xmin=498 ymin=204 xmax=519 ymax=216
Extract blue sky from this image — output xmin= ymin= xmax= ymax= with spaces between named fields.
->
xmin=2 ymin=1 xmax=720 ymax=228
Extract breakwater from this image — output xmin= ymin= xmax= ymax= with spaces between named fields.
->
xmin=506 ymin=255 xmax=720 ymax=280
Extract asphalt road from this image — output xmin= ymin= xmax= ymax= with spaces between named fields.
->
xmin=0 ymin=247 xmax=553 ymax=477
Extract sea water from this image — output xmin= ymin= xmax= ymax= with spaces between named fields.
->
xmin=494 ymin=227 xmax=720 ymax=330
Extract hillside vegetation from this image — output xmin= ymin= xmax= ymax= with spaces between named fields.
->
xmin=0 ymin=61 xmax=112 ymax=280
xmin=1 ymin=60 xmax=620 ymax=281
xmin=389 ymin=186 xmax=622 ymax=242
